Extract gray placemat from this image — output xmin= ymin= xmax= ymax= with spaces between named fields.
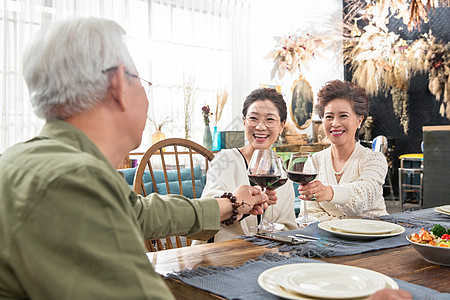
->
xmin=243 ymin=208 xmax=450 ymax=258
xmin=166 ymin=252 xmax=450 ymax=300
xmin=243 ymin=222 xmax=417 ymax=258
xmin=378 ymin=207 xmax=450 ymax=229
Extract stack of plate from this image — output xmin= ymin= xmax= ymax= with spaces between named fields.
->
xmin=318 ymin=219 xmax=405 ymax=240
xmin=434 ymin=205 xmax=450 ymax=216
xmin=258 ymin=263 xmax=398 ymax=299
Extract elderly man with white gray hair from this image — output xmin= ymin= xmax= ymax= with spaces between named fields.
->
xmin=0 ymin=17 xmax=267 ymax=299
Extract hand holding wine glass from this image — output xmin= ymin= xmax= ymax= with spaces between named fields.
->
xmin=248 ymin=150 xmax=283 ymax=232
xmin=287 ymin=152 xmax=318 ymax=227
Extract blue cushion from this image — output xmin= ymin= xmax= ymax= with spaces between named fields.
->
xmin=118 ymin=165 xmax=205 ymax=198
xmin=119 ymin=167 xmax=137 ymax=185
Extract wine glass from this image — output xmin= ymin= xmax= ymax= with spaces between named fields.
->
xmin=248 ymin=149 xmax=282 ymax=232
xmin=287 ymin=152 xmax=319 ymax=227
xmin=264 ymin=156 xmax=288 ymax=231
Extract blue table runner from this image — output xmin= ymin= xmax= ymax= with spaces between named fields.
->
xmin=164 ymin=209 xmax=450 ymax=299
xmin=166 ymin=253 xmax=450 ymax=300
xmin=244 ymin=208 xmax=450 ymax=258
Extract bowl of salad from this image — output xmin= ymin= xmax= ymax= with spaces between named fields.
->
xmin=406 ymin=224 xmax=450 ymax=266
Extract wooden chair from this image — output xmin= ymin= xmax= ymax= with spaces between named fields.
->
xmin=133 ymin=138 xmax=215 ymax=251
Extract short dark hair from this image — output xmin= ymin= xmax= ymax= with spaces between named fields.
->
xmin=242 ymin=88 xmax=287 ymax=122
xmin=315 ymin=80 xmax=369 ymax=140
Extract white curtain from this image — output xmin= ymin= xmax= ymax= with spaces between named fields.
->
xmin=0 ymin=0 xmax=251 ymax=153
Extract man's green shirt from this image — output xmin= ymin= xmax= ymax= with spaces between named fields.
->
xmin=0 ymin=120 xmax=220 ymax=299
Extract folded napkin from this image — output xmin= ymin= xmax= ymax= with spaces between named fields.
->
xmin=242 ymin=221 xmax=417 ymax=258
xmin=166 ymin=252 xmax=449 ymax=300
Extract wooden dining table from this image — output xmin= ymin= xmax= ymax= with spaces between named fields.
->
xmin=147 ymin=238 xmax=449 ymax=299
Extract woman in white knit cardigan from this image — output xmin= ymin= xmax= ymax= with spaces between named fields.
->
xmin=299 ymin=80 xmax=388 ymax=222
xmin=198 ymin=88 xmax=297 ymax=242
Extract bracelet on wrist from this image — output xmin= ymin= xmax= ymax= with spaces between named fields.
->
xmin=220 ymin=192 xmax=249 ymax=226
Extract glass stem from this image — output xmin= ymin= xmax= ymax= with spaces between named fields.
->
xmin=261 ymin=187 xmax=267 ymax=225
xmin=271 ymin=205 xmax=274 ymax=224
xmin=302 ymin=199 xmax=309 ymax=219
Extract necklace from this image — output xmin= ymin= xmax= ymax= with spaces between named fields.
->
xmin=332 ymin=144 xmax=357 ymax=176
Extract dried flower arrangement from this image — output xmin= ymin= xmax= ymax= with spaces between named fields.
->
xmin=265 ymin=34 xmax=328 ymax=79
xmin=147 ymin=115 xmax=172 ymax=131
xmin=214 ymin=89 xmax=228 ymax=126
xmin=202 ymin=105 xmax=212 ymax=126
xmin=359 ymin=115 xmax=374 ymax=141
xmin=266 ymin=1 xmax=450 ymax=135
xmin=183 ymin=76 xmax=196 ymax=139
xmin=344 ymin=24 xmax=450 ymax=134
xmin=343 ymin=0 xmax=450 ymax=35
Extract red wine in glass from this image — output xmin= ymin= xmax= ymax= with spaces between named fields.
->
xmin=288 ymin=152 xmax=318 ymax=226
xmin=287 ymin=172 xmax=317 ymax=185
xmin=266 ymin=177 xmax=288 ymax=190
xmin=248 ymin=174 xmax=281 ymax=188
xmin=247 ymin=149 xmax=284 ymax=232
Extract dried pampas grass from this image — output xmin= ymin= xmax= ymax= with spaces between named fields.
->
xmin=214 ymin=89 xmax=228 ymax=126
xmin=391 ymin=87 xmax=409 ymax=134
xmin=344 ymin=24 xmax=450 ymax=131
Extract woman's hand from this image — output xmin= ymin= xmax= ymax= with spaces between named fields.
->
xmin=264 ymin=189 xmax=278 ymax=206
xmin=297 ymin=180 xmax=334 ymax=203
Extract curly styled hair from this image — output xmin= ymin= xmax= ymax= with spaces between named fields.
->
xmin=315 ymin=80 xmax=369 ymax=140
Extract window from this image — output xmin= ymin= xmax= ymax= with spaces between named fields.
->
xmin=0 ymin=0 xmax=250 ymax=153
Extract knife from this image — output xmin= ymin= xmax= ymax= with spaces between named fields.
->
xmin=254 ymin=233 xmax=307 ymax=245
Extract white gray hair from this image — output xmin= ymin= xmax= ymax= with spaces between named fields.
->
xmin=23 ymin=17 xmax=136 ymax=119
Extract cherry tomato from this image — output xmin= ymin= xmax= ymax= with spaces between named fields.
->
xmin=441 ymin=234 xmax=450 ymax=240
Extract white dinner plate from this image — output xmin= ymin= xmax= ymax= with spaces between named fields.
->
xmin=329 ymin=219 xmax=400 ymax=235
xmin=277 ymin=263 xmax=386 ymax=299
xmin=258 ymin=263 xmax=398 ymax=300
xmin=318 ymin=220 xmax=405 ymax=240
xmin=437 ymin=205 xmax=450 ymax=214
xmin=434 ymin=207 xmax=450 ymax=217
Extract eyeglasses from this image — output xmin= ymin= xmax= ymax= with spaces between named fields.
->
xmin=245 ymin=116 xmax=280 ymax=128
xmin=102 ymin=66 xmax=152 ymax=94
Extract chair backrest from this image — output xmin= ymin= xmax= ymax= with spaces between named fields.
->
xmin=372 ymin=135 xmax=388 ymax=154
xmin=132 ymin=138 xmax=215 ymax=251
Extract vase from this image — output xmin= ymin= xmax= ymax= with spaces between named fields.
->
xmin=152 ymin=129 xmax=165 ymax=144
xmin=212 ymin=126 xmax=221 ymax=151
xmin=203 ymin=125 xmax=213 ymax=150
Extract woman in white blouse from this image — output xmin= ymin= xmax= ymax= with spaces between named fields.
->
xmin=298 ymin=80 xmax=388 ymax=222
xmin=199 ymin=88 xmax=297 ymax=242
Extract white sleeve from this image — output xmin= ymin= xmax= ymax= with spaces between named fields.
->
xmin=201 ymin=150 xmax=242 ymax=198
xmin=305 ymin=200 xmax=337 ymax=222
xmin=329 ymin=151 xmax=387 ymax=215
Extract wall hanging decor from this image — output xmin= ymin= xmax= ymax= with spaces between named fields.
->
xmin=290 ymin=75 xmax=314 ymax=130
xmin=342 ymin=0 xmax=450 ymax=134
xmin=344 ymin=24 xmax=450 ymax=134
xmin=265 ymin=34 xmax=330 ymax=80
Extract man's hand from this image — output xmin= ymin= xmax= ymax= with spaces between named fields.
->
xmin=233 ymin=185 xmax=268 ymax=215
xmin=217 ymin=185 xmax=268 ymax=223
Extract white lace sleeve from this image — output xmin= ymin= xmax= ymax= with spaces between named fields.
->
xmin=331 ymin=151 xmax=387 ymax=216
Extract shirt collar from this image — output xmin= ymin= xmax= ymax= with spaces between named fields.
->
xmin=39 ymin=119 xmax=112 ymax=168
